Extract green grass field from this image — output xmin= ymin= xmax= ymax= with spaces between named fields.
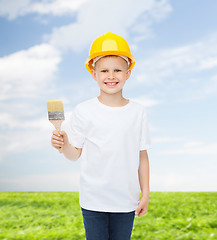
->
xmin=0 ymin=192 xmax=216 ymax=239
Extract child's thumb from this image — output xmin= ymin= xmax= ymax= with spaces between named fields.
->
xmin=59 ymin=131 xmax=66 ymax=136
xmin=135 ymin=207 xmax=140 ymax=215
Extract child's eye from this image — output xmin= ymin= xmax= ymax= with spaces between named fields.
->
xmin=115 ymin=69 xmax=121 ymax=72
xmin=101 ymin=70 xmax=108 ymax=72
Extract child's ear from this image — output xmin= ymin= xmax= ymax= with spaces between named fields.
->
xmin=126 ymin=68 xmax=131 ymax=80
xmin=91 ymin=69 xmax=97 ymax=80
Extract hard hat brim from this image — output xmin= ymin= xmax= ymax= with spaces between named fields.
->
xmin=85 ymin=51 xmax=135 ymax=73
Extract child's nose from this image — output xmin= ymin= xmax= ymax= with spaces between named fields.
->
xmin=108 ymin=72 xmax=115 ymax=79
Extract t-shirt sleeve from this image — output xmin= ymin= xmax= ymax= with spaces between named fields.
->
xmin=64 ymin=106 xmax=85 ymax=149
xmin=140 ymin=108 xmax=152 ymax=151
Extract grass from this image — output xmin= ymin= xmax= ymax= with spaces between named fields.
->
xmin=0 ymin=192 xmax=216 ymax=239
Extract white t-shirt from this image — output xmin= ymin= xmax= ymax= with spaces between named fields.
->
xmin=64 ymin=97 xmax=152 ymax=212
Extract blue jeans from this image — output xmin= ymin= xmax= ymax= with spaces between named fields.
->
xmin=81 ymin=207 xmax=135 ymax=240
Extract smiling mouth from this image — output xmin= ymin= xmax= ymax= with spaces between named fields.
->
xmin=104 ymin=82 xmax=119 ymax=86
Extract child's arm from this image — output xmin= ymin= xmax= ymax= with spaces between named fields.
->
xmin=135 ymin=150 xmax=150 ymax=217
xmin=51 ymin=131 xmax=82 ymax=161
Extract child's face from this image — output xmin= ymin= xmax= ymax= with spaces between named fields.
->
xmin=91 ymin=56 xmax=131 ymax=95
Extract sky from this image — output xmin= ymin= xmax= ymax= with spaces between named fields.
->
xmin=0 ymin=0 xmax=217 ymax=192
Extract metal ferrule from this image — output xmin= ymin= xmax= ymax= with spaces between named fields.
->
xmin=48 ymin=111 xmax=65 ymax=120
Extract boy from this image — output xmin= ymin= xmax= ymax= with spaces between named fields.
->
xmin=51 ymin=32 xmax=152 ymax=240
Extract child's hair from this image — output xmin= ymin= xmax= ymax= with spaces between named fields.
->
xmin=92 ymin=55 xmax=129 ymax=71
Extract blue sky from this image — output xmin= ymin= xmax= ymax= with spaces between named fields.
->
xmin=0 ymin=0 xmax=217 ymax=191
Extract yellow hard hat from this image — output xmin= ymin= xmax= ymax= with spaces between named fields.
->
xmin=85 ymin=32 xmax=136 ymax=73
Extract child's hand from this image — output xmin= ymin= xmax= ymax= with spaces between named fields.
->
xmin=51 ymin=130 xmax=69 ymax=150
xmin=135 ymin=194 xmax=149 ymax=217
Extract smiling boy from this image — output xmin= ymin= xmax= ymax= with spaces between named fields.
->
xmin=51 ymin=32 xmax=152 ymax=240
xmin=91 ymin=55 xmax=131 ymax=107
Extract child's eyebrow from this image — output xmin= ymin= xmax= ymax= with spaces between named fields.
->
xmin=99 ymin=66 xmax=123 ymax=69
xmin=100 ymin=68 xmax=122 ymax=71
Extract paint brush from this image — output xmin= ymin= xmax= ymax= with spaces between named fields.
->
xmin=47 ymin=100 xmax=65 ymax=153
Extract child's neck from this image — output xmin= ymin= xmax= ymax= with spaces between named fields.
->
xmin=97 ymin=95 xmax=129 ymax=107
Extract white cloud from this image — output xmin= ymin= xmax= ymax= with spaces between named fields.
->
xmin=136 ymin=39 xmax=217 ymax=85
xmin=0 ymin=43 xmax=62 ymax=157
xmin=4 ymin=129 xmax=49 ymax=153
xmin=134 ymin=33 xmax=217 ymax=101
xmin=153 ymin=137 xmax=186 ymax=143
xmin=47 ymin=0 xmax=172 ymax=52
xmin=0 ymin=111 xmax=49 ymax=130
xmin=0 ymin=0 xmax=88 ymax=20
xmin=159 ymin=142 xmax=217 ymax=155
xmin=183 ymin=141 xmax=204 ymax=148
xmin=132 ymin=96 xmax=162 ymax=107
xmin=2 ymin=170 xmax=217 ymax=191
xmin=0 ymin=43 xmax=61 ymax=100
xmin=0 ymin=110 xmax=76 ymax=156
xmin=0 ymin=172 xmax=80 ymax=191
xmin=0 ymin=0 xmax=29 ymax=20
xmin=151 ymin=172 xmax=217 ymax=191
xmin=0 ymin=109 xmax=76 ymax=158
xmin=29 ymin=0 xmax=88 ymax=16
xmin=203 ymin=74 xmax=217 ymax=95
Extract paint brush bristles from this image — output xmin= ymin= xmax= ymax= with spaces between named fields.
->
xmin=47 ymin=100 xmax=65 ymax=121
xmin=47 ymin=100 xmax=65 ymax=153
